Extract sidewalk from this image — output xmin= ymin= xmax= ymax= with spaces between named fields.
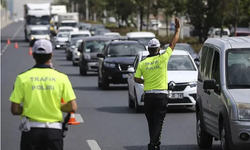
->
xmin=1 ymin=19 xmax=13 ymax=29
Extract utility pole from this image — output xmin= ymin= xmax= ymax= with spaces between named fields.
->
xmin=85 ymin=0 xmax=89 ymax=20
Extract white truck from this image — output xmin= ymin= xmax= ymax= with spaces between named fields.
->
xmin=58 ymin=13 xmax=79 ymax=32
xmin=24 ymin=3 xmax=51 ymax=42
xmin=51 ymin=5 xmax=67 ymax=35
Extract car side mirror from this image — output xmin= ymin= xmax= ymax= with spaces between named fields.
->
xmin=77 ymin=48 xmax=82 ymax=53
xmin=97 ymin=53 xmax=104 ymax=58
xmin=203 ymin=79 xmax=216 ymax=90
xmin=194 ymin=58 xmax=199 ymax=62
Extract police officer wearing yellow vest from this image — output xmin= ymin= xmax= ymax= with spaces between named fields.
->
xmin=134 ymin=17 xmax=180 ymax=150
xmin=9 ymin=39 xmax=78 ymax=150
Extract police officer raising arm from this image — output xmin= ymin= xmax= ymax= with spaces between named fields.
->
xmin=10 ymin=39 xmax=77 ymax=150
xmin=134 ymin=17 xmax=180 ymax=150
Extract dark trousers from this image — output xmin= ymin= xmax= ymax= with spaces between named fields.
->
xmin=21 ymin=128 xmax=63 ymax=150
xmin=144 ymin=93 xmax=168 ymax=150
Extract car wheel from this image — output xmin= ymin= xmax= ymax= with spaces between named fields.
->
xmin=196 ymin=111 xmax=213 ymax=149
xmin=79 ymin=66 xmax=86 ymax=76
xmin=221 ymin=121 xmax=230 ymax=150
xmin=98 ymin=73 xmax=102 ymax=88
xmin=128 ymin=87 xmax=135 ymax=109
xmin=66 ymin=52 xmax=71 ymax=61
xmin=101 ymin=75 xmax=109 ymax=90
xmin=72 ymin=60 xmax=77 ymax=66
xmin=134 ymin=89 xmax=143 ymax=113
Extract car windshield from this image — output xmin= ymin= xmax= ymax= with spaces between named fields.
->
xmin=236 ymin=32 xmax=250 ymax=36
xmin=142 ymin=55 xmax=196 ymax=71
xmin=215 ymin=30 xmax=229 ymax=35
xmin=84 ymin=41 xmax=108 ymax=52
xmin=27 ymin=16 xmax=50 ymax=25
xmin=57 ymin=33 xmax=69 ymax=37
xmin=107 ymin=43 xmax=145 ymax=57
xmin=227 ymin=49 xmax=250 ymax=88
xmin=129 ymin=37 xmax=153 ymax=46
xmin=71 ymin=39 xmax=81 ymax=46
xmin=76 ymin=41 xmax=82 ymax=48
xmin=31 ymin=30 xmax=49 ymax=35
xmin=71 ymin=34 xmax=89 ymax=39
xmin=61 ymin=22 xmax=77 ymax=27
xmin=164 ymin=44 xmax=195 ymax=54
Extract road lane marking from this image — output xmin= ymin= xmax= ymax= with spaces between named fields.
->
xmin=87 ymin=140 xmax=102 ymax=150
xmin=1 ymin=25 xmax=23 ymax=56
xmin=75 ymin=114 xmax=84 ymax=123
xmin=11 ymin=25 xmax=23 ymax=40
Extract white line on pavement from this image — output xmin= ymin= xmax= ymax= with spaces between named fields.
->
xmin=1 ymin=25 xmax=23 ymax=56
xmin=11 ymin=25 xmax=23 ymax=40
xmin=87 ymin=140 xmax=102 ymax=150
xmin=74 ymin=114 xmax=84 ymax=123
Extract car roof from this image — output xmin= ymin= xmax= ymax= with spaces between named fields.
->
xmin=107 ymin=40 xmax=143 ymax=45
xmin=164 ymin=43 xmax=192 ymax=46
xmin=57 ymin=32 xmax=69 ymax=34
xmin=205 ymin=37 xmax=250 ymax=50
xmin=70 ymin=31 xmax=91 ymax=35
xmin=30 ymin=26 xmax=48 ymax=30
xmin=126 ymin=32 xmax=156 ymax=38
xmin=140 ymin=50 xmax=190 ymax=56
xmin=82 ymin=36 xmax=114 ymax=41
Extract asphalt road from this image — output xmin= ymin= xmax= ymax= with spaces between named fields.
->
xmin=1 ymin=22 xmax=220 ymax=150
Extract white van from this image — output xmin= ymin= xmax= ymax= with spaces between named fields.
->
xmin=208 ymin=28 xmax=230 ymax=38
xmin=126 ymin=32 xmax=156 ymax=48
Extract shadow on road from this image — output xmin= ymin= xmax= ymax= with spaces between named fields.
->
xmin=96 ymin=106 xmax=135 ymax=114
xmin=73 ymin=86 xmax=99 ymax=91
xmin=124 ymin=144 xmax=221 ymax=150
xmin=167 ymin=107 xmax=196 ymax=113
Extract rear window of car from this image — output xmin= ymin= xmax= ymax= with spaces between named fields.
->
xmin=71 ymin=34 xmax=89 ymax=38
xmin=107 ymin=43 xmax=146 ymax=57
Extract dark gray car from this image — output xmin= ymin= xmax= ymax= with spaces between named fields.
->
xmin=78 ymin=36 xmax=114 ymax=75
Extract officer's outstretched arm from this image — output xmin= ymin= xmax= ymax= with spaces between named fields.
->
xmin=61 ymin=100 xmax=77 ymax=113
xmin=169 ymin=17 xmax=181 ymax=51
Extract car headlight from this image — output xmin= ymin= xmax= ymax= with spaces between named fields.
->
xmin=50 ymin=27 xmax=54 ymax=30
xmin=46 ymin=36 xmax=50 ymax=40
xmin=189 ymin=81 xmax=197 ymax=88
xmin=237 ymin=103 xmax=250 ymax=120
xmin=31 ymin=37 xmax=34 ymax=40
xmin=84 ymin=54 xmax=91 ymax=59
xmin=104 ymin=62 xmax=116 ymax=68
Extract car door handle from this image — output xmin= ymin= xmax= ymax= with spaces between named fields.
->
xmin=204 ymin=89 xmax=211 ymax=95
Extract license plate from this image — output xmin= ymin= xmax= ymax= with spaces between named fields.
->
xmin=171 ymin=93 xmax=183 ymax=99
xmin=122 ymin=74 xmax=129 ymax=78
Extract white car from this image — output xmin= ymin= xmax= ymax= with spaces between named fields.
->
xmin=30 ymin=26 xmax=50 ymax=41
xmin=208 ymin=27 xmax=230 ymax=38
xmin=126 ymin=31 xmax=156 ymax=48
xmin=104 ymin=32 xmax=121 ymax=38
xmin=54 ymin=32 xmax=69 ymax=49
xmin=127 ymin=50 xmax=198 ymax=112
xmin=72 ymin=39 xmax=83 ymax=66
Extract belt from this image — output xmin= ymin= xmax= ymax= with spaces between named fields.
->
xmin=144 ymin=90 xmax=168 ymax=94
xmin=29 ymin=122 xmax=62 ymax=129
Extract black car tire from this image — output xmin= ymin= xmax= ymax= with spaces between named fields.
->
xmin=134 ymin=89 xmax=143 ymax=113
xmin=98 ymin=74 xmax=102 ymax=88
xmin=196 ymin=111 xmax=213 ymax=149
xmin=128 ymin=90 xmax=135 ymax=109
xmin=72 ymin=61 xmax=77 ymax=66
xmin=220 ymin=121 xmax=231 ymax=150
xmin=79 ymin=66 xmax=87 ymax=76
xmin=66 ymin=51 xmax=71 ymax=61
xmin=101 ymin=75 xmax=109 ymax=90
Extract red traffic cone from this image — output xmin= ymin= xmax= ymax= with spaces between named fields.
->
xmin=68 ymin=112 xmax=80 ymax=125
xmin=15 ymin=42 xmax=18 ymax=49
xmin=29 ymin=47 xmax=32 ymax=55
xmin=7 ymin=39 xmax=11 ymax=45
